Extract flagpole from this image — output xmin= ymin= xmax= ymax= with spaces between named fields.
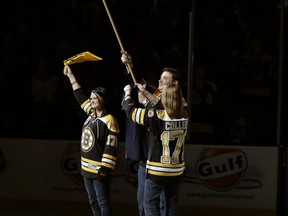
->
xmin=101 ymin=0 xmax=137 ymax=85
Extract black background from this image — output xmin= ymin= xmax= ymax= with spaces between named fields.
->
xmin=0 ymin=0 xmax=287 ymax=146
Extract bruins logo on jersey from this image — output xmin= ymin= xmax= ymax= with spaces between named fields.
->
xmin=81 ymin=127 xmax=95 ymax=152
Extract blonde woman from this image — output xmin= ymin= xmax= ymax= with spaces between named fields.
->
xmin=122 ymin=83 xmax=188 ymax=216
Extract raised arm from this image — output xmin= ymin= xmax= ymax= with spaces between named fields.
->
xmin=122 ymin=84 xmax=147 ymax=126
xmin=63 ymin=65 xmax=92 ymax=115
xmin=121 ymin=52 xmax=158 ymax=106
xmin=63 ymin=65 xmax=81 ymax=90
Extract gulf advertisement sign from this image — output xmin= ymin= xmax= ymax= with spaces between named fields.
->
xmin=195 ymin=147 xmax=248 ymax=191
xmin=180 ymin=144 xmax=278 ymax=211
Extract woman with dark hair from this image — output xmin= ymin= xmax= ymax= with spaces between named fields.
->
xmin=63 ymin=65 xmax=120 ymax=216
xmin=122 ymin=83 xmax=188 ymax=216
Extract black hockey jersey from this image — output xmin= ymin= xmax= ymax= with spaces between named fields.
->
xmin=123 ymin=95 xmax=188 ymax=184
xmin=122 ymin=88 xmax=148 ymax=161
xmin=74 ymin=88 xmax=120 ymax=179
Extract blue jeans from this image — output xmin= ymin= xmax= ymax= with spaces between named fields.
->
xmin=144 ymin=177 xmax=180 ymax=216
xmin=137 ymin=164 xmax=146 ymax=216
xmin=84 ymin=177 xmax=111 ymax=216
xmin=137 ymin=164 xmax=166 ymax=216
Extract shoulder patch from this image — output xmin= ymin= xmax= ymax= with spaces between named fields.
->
xmin=156 ymin=110 xmax=171 ymax=120
xmin=100 ymin=115 xmax=120 ymax=133
xmin=148 ymin=109 xmax=154 ymax=117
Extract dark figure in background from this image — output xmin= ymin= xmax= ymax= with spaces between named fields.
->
xmin=190 ymin=65 xmax=219 ymax=144
xmin=0 ymin=147 xmax=6 ymax=171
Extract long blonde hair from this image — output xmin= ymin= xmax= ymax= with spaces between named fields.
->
xmin=161 ymin=84 xmax=187 ymax=119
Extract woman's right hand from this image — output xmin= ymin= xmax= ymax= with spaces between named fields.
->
xmin=63 ymin=65 xmax=72 ymax=76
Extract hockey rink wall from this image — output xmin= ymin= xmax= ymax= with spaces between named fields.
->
xmin=0 ymin=138 xmax=278 ymax=216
